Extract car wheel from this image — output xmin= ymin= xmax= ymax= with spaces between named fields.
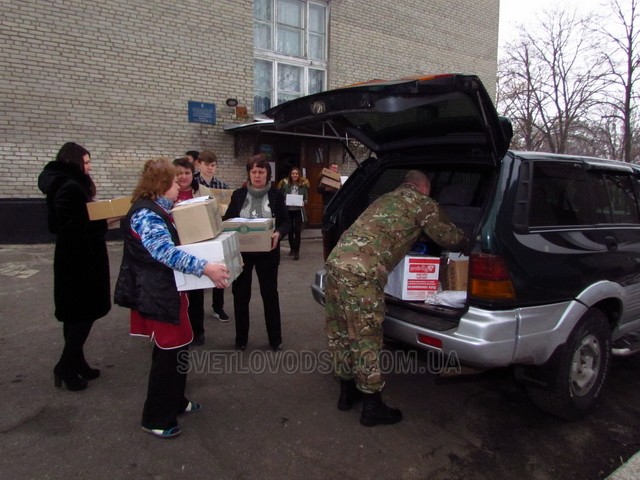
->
xmin=525 ymin=308 xmax=611 ymax=420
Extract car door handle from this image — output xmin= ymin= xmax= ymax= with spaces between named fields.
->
xmin=605 ymin=235 xmax=618 ymax=251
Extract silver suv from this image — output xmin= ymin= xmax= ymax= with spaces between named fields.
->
xmin=266 ymin=74 xmax=640 ymax=419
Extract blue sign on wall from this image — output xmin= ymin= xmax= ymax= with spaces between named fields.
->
xmin=188 ymin=101 xmax=216 ymax=125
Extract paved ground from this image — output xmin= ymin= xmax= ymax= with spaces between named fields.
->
xmin=0 ymin=230 xmax=639 ymax=479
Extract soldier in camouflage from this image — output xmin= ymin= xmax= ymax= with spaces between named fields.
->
xmin=325 ymin=170 xmax=466 ymax=426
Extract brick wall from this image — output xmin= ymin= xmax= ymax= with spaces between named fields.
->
xmin=1 ymin=0 xmax=254 ymax=200
xmin=1 ymin=0 xmax=498 ymax=201
xmin=328 ymin=0 xmax=499 ymax=94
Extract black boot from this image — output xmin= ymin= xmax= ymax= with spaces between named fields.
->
xmin=77 ymin=352 xmax=100 ymax=380
xmin=360 ymin=391 xmax=402 ymax=426
xmin=53 ymin=363 xmax=88 ymax=391
xmin=337 ymin=379 xmax=364 ymax=411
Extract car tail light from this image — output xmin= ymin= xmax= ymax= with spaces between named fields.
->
xmin=468 ymin=253 xmax=516 ymax=301
xmin=417 ymin=334 xmax=443 ymax=349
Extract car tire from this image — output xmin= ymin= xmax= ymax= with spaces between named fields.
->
xmin=525 ymin=308 xmax=611 ymax=420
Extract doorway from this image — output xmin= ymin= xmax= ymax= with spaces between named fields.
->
xmin=301 ymin=142 xmax=329 ymax=226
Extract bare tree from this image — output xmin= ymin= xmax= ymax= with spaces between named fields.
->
xmin=498 ymin=9 xmax=610 ymax=154
xmin=497 ymin=39 xmax=546 ymax=151
xmin=595 ymin=0 xmax=640 ymax=163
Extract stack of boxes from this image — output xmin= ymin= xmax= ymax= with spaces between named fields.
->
xmin=87 ymin=194 xmax=278 ymax=290
xmin=319 ymin=168 xmax=342 ymax=189
xmin=384 ymin=252 xmax=469 ymax=302
xmin=170 ymin=196 xmax=243 ymax=290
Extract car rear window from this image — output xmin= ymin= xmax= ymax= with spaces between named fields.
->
xmin=515 ymin=160 xmax=640 ymax=228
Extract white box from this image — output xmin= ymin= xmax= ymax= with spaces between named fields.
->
xmin=384 ymin=255 xmax=440 ymax=301
xmin=173 ymin=231 xmax=243 ymax=291
xmin=285 ymin=194 xmax=304 ymax=207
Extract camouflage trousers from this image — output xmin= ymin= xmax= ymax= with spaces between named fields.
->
xmin=325 ymin=265 xmax=385 ymax=394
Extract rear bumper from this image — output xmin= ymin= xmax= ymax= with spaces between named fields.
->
xmin=383 ymin=307 xmax=519 ymax=368
xmin=311 ymin=268 xmax=579 ymax=369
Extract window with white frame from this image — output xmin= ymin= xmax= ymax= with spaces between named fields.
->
xmin=254 ymin=0 xmax=327 ymax=115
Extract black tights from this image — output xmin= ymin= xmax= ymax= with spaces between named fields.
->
xmin=57 ymin=321 xmax=94 ymax=372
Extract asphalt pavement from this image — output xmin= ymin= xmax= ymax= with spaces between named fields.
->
xmin=0 ymin=228 xmax=639 ymax=479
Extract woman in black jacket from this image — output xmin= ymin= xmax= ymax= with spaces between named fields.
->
xmin=38 ymin=142 xmax=112 ymax=391
xmin=223 ymin=154 xmax=290 ymax=351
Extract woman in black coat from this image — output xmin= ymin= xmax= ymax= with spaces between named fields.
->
xmin=223 ymin=154 xmax=290 ymax=351
xmin=38 ymin=142 xmax=112 ymax=391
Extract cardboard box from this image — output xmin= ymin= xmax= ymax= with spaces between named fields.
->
xmin=171 ymin=196 xmax=223 ymax=245
xmin=319 ymin=176 xmax=341 ymax=190
xmin=439 ymin=254 xmax=469 ymax=291
xmin=209 ymin=188 xmax=232 ymax=216
xmin=321 ymin=168 xmax=341 ymax=182
xmin=223 ymin=217 xmax=274 ymax=252
xmin=86 ymin=196 xmax=132 ymax=220
xmin=285 ymin=194 xmax=304 ymax=207
xmin=447 ymin=259 xmax=469 ymax=291
xmin=384 ymin=255 xmax=440 ymax=301
xmin=173 ymin=231 xmax=243 ymax=291
xmin=320 ymin=168 xmax=342 ymax=190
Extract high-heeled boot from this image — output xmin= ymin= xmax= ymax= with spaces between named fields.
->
xmin=53 ymin=363 xmax=88 ymax=391
xmin=360 ymin=391 xmax=402 ymax=426
xmin=337 ymin=379 xmax=364 ymax=411
xmin=77 ymin=352 xmax=100 ymax=380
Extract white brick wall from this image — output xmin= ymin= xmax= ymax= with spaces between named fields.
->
xmin=327 ymin=0 xmax=499 ymax=94
xmin=0 ymin=0 xmax=498 ymax=199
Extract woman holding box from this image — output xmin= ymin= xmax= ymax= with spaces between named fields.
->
xmin=38 ymin=142 xmax=111 ymax=392
xmin=278 ymin=167 xmax=309 ymax=260
xmin=223 ymin=154 xmax=290 ymax=351
xmin=173 ymin=156 xmax=211 ymax=346
xmin=114 ymin=158 xmax=230 ymax=439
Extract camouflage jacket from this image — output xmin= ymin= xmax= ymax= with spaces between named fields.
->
xmin=326 ymin=183 xmax=465 ymax=284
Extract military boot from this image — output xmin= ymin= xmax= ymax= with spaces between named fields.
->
xmin=337 ymin=379 xmax=364 ymax=411
xmin=360 ymin=391 xmax=402 ymax=426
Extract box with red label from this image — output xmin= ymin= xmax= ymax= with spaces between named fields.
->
xmin=384 ymin=255 xmax=440 ymax=301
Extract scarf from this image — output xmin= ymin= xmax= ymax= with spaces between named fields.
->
xmin=240 ymin=182 xmax=272 ymax=219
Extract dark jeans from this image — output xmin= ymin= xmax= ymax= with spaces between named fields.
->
xmin=287 ymin=209 xmax=303 ymax=253
xmin=188 ymin=288 xmax=225 ymax=335
xmin=211 ymin=288 xmax=224 ymax=311
xmin=58 ymin=321 xmax=94 ymax=371
xmin=187 ymin=289 xmax=204 ymax=336
xmin=141 ymin=345 xmax=189 ymax=430
xmin=232 ymin=249 xmax=282 ymax=347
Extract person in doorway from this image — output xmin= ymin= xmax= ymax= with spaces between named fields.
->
xmin=173 ymin=156 xmax=212 ymax=346
xmin=325 ymin=170 xmax=467 ymax=426
xmin=114 ymin=158 xmax=230 ymax=439
xmin=317 ymin=161 xmax=340 ymax=208
xmin=194 ymin=149 xmax=231 ymax=322
xmin=278 ymin=167 xmax=309 ymax=260
xmin=38 ymin=142 xmax=112 ymax=392
xmin=223 ymin=154 xmax=290 ymax=351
